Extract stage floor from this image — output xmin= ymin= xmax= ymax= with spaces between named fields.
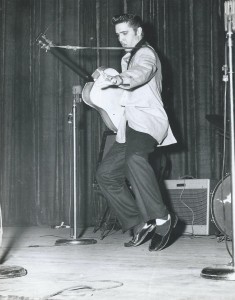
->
xmin=0 ymin=226 xmax=234 ymax=300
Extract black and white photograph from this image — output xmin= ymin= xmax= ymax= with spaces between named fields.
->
xmin=0 ymin=0 xmax=235 ymax=299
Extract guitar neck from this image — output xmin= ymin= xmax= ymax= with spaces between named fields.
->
xmin=38 ymin=35 xmax=92 ymax=82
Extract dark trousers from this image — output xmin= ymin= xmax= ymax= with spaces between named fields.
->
xmin=96 ymin=126 xmax=168 ymax=232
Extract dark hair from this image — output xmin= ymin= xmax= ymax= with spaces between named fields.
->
xmin=111 ymin=14 xmax=143 ymax=31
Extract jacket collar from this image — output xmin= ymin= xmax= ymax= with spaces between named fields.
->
xmin=127 ymin=38 xmax=146 ymax=68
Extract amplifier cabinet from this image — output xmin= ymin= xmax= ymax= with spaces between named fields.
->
xmin=163 ymin=179 xmax=213 ymax=235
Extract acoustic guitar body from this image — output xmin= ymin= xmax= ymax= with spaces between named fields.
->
xmin=82 ymin=68 xmax=125 ymax=132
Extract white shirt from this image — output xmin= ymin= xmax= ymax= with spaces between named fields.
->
xmin=116 ymin=43 xmax=177 ymax=147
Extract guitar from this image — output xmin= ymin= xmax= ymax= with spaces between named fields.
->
xmin=37 ymin=35 xmax=124 ymax=132
xmin=82 ymin=67 xmax=125 ymax=132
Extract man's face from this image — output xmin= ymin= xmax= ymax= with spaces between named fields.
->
xmin=115 ymin=22 xmax=142 ymax=52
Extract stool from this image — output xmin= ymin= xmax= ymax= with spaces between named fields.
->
xmin=93 ymin=183 xmax=120 ymax=240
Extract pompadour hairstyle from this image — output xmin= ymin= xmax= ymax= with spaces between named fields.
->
xmin=111 ymin=14 xmax=143 ymax=32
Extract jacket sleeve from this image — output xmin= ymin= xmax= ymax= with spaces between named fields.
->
xmin=119 ymin=47 xmax=158 ymax=89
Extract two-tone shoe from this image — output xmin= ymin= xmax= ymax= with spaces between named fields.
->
xmin=149 ymin=214 xmax=178 ymax=251
xmin=124 ymin=223 xmax=156 ymax=247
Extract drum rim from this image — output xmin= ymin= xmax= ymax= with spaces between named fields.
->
xmin=211 ymin=173 xmax=231 ymax=237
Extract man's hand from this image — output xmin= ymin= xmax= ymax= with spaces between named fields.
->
xmin=96 ymin=71 xmax=123 ymax=88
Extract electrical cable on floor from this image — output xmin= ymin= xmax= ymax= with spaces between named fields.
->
xmin=217 ymin=235 xmax=232 ymax=243
xmin=42 ymin=280 xmax=123 ymax=299
xmin=44 ymin=285 xmax=95 ymax=299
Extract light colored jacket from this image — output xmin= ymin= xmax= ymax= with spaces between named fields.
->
xmin=116 ymin=42 xmax=177 ymax=147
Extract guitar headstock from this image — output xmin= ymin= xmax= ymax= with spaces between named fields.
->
xmin=36 ymin=34 xmax=54 ymax=52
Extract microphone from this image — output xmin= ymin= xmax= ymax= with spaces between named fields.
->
xmin=68 ymin=85 xmax=82 ymax=123
xmin=72 ymin=85 xmax=82 ymax=103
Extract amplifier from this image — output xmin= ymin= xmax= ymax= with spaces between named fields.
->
xmin=163 ymin=179 xmax=214 ymax=235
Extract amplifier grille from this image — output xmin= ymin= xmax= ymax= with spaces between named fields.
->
xmin=163 ymin=179 xmax=213 ymax=235
xmin=166 ymin=189 xmax=208 ymax=225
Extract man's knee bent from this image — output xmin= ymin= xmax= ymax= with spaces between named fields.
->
xmin=126 ymin=151 xmax=148 ymax=166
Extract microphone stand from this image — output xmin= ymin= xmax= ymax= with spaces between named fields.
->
xmin=201 ymin=0 xmax=235 ymax=280
xmin=55 ymin=86 xmax=96 ymax=246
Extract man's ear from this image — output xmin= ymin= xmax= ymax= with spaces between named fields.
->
xmin=137 ymin=27 xmax=143 ymax=37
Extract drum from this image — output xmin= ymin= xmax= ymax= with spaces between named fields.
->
xmin=211 ymin=174 xmax=232 ymax=239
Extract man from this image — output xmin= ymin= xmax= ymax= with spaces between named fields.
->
xmin=96 ymin=14 xmax=177 ymax=251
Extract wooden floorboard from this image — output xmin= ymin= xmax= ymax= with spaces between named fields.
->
xmin=0 ymin=227 xmax=234 ymax=300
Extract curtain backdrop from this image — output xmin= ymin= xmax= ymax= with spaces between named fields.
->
xmin=0 ymin=0 xmax=227 ymax=226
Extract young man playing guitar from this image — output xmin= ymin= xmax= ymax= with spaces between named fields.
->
xmin=96 ymin=14 xmax=177 ymax=251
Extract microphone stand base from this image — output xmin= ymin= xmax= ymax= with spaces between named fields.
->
xmin=201 ymin=265 xmax=235 ymax=281
xmin=0 ymin=265 xmax=27 ymax=279
xmin=55 ymin=238 xmax=97 ymax=246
